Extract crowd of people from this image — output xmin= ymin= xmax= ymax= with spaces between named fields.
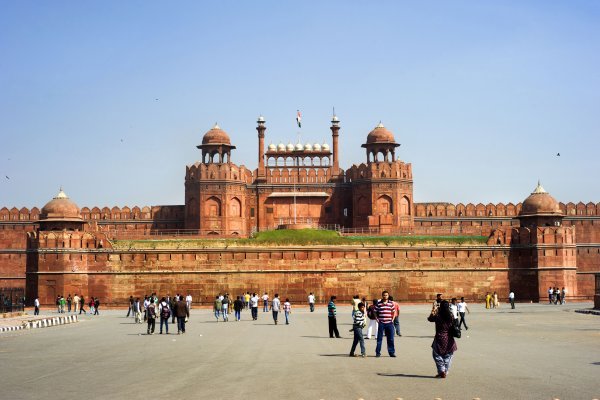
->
xmin=548 ymin=287 xmax=568 ymax=305
xmin=125 ymin=293 xmax=192 ymax=335
xmin=42 ymin=294 xmax=101 ymax=316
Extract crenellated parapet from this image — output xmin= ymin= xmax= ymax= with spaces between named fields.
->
xmin=79 ymin=205 xmax=184 ymax=221
xmin=345 ymin=161 xmax=412 ymax=182
xmin=416 ymin=202 xmax=600 ymax=218
xmin=488 ymin=225 xmax=576 ymax=246
xmin=0 ymin=207 xmax=40 ymax=222
xmin=186 ymin=162 xmax=253 ymax=184
xmin=30 ymin=230 xmax=109 ymax=250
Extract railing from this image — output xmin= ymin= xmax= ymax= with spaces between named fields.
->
xmin=0 ymin=288 xmax=24 ymax=313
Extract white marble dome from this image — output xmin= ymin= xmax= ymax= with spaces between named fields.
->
xmin=268 ymin=143 xmax=276 ymax=151
xmin=304 ymin=143 xmax=313 ymax=151
xmin=322 ymin=143 xmax=330 ymax=151
xmin=295 ymin=142 xmax=303 ymax=151
xmin=313 ymin=143 xmax=321 ymax=151
xmin=286 ymin=143 xmax=294 ymax=152
xmin=277 ymin=142 xmax=286 ymax=151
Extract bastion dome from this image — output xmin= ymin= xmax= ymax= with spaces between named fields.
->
xmin=520 ymin=182 xmax=563 ymax=216
xmin=366 ymin=122 xmax=396 ymax=144
xmin=202 ymin=123 xmax=231 ymax=145
xmin=40 ymin=189 xmax=83 ymax=222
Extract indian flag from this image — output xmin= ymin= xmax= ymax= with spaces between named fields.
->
xmin=296 ymin=110 xmax=302 ymax=128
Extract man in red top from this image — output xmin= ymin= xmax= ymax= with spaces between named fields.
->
xmin=375 ymin=290 xmax=397 ymax=357
xmin=389 ymin=295 xmax=402 ymax=337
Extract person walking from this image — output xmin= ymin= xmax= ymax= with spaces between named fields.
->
xmin=485 ymin=292 xmax=491 ymax=309
xmin=375 ymin=290 xmax=396 ymax=358
xmin=492 ymin=292 xmax=499 ymax=309
xmin=271 ymin=293 xmax=281 ymax=324
xmin=250 ymin=293 xmax=259 ymax=320
xmin=457 ymin=297 xmax=470 ymax=329
xmin=34 ymin=297 xmax=40 ymax=315
xmin=73 ymin=294 xmax=80 ymax=314
xmin=262 ymin=292 xmax=269 ymax=312
xmin=548 ymin=287 xmax=553 ymax=304
xmin=159 ymin=297 xmax=171 ymax=334
xmin=450 ymin=298 xmax=459 ymax=329
xmin=283 ymin=298 xmax=292 ymax=325
xmin=390 ymin=295 xmax=402 ymax=337
xmin=233 ymin=296 xmax=244 ymax=321
xmin=349 ymin=302 xmax=366 ymax=357
xmin=134 ymin=297 xmax=143 ymax=323
xmin=94 ymin=297 xmax=100 ymax=315
xmin=508 ymin=291 xmax=515 ymax=309
xmin=428 ymin=300 xmax=458 ymax=378
xmin=79 ymin=295 xmax=86 ymax=314
xmin=244 ymin=292 xmax=251 ymax=310
xmin=366 ymin=299 xmax=378 ymax=340
xmin=328 ymin=296 xmax=341 ymax=338
xmin=186 ymin=293 xmax=192 ymax=310
xmin=59 ymin=295 xmax=66 ymax=313
xmin=126 ymin=296 xmax=134 ymax=318
xmin=308 ymin=292 xmax=315 ymax=312
xmin=221 ymin=295 xmax=230 ymax=322
xmin=67 ymin=294 xmax=72 ymax=313
xmin=213 ymin=296 xmax=222 ymax=322
xmin=175 ymin=295 xmax=189 ymax=334
xmin=170 ymin=296 xmax=177 ymax=324
xmin=561 ymin=287 xmax=567 ymax=304
xmin=351 ymin=295 xmax=360 ymax=319
xmin=89 ymin=298 xmax=95 ymax=315
xmin=146 ymin=298 xmax=157 ymax=335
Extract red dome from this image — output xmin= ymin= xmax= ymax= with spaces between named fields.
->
xmin=202 ymin=124 xmax=231 ymax=145
xmin=40 ymin=189 xmax=83 ymax=222
xmin=520 ymin=183 xmax=562 ymax=216
xmin=366 ymin=122 xmax=396 ymax=144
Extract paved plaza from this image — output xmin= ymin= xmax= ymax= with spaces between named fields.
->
xmin=1 ymin=302 xmax=599 ymax=400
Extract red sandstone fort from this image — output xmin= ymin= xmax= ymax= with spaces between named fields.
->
xmin=1 ymin=117 xmax=598 ymax=305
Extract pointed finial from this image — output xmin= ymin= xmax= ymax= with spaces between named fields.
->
xmin=533 ymin=180 xmax=547 ymax=194
xmin=55 ymin=187 xmax=68 ymax=199
xmin=213 ymin=122 xmax=220 ymax=129
xmin=376 ymin=121 xmax=384 ymax=128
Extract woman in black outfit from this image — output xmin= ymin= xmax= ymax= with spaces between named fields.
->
xmin=427 ymin=300 xmax=457 ymax=378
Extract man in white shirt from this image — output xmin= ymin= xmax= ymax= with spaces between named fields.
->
xmin=308 ymin=292 xmax=315 ymax=312
xmin=262 ymin=292 xmax=269 ymax=312
xmin=271 ymin=294 xmax=281 ymax=324
xmin=250 ymin=293 xmax=259 ymax=320
xmin=34 ymin=297 xmax=40 ymax=315
xmin=186 ymin=294 xmax=192 ymax=310
xmin=457 ymin=297 xmax=470 ymax=329
xmin=450 ymin=298 xmax=459 ymax=329
xmin=508 ymin=291 xmax=515 ymax=309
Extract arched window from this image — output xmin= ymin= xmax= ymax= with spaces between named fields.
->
xmin=400 ymin=196 xmax=410 ymax=215
xmin=230 ymin=197 xmax=242 ymax=217
xmin=376 ymin=195 xmax=393 ymax=215
xmin=205 ymin=196 xmax=221 ymax=217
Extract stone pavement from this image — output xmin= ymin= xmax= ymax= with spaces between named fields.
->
xmin=0 ymin=303 xmax=598 ymax=400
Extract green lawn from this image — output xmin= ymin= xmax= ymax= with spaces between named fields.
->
xmin=110 ymin=229 xmax=488 ymax=249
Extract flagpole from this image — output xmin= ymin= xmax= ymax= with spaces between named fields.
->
xmin=294 ymin=110 xmax=302 ymax=225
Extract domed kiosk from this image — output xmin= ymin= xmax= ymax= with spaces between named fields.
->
xmin=362 ymin=122 xmax=400 ymax=163
xmin=39 ymin=188 xmax=85 ymax=231
xmin=197 ymin=123 xmax=236 ymax=164
xmin=518 ymin=181 xmax=564 ymax=227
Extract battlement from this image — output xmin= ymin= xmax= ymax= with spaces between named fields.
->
xmin=345 ymin=161 xmax=412 ymax=182
xmin=186 ymin=162 xmax=253 ymax=183
xmin=488 ymin=225 xmax=576 ymax=246
xmin=29 ymin=230 xmax=108 ymax=249
xmin=416 ymin=202 xmax=600 ymax=218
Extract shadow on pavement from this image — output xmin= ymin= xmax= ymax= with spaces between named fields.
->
xmin=378 ymin=372 xmax=436 ymax=379
xmin=319 ymin=353 xmax=353 ymax=357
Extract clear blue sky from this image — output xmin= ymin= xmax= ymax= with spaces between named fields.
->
xmin=1 ymin=1 xmax=599 ymax=209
